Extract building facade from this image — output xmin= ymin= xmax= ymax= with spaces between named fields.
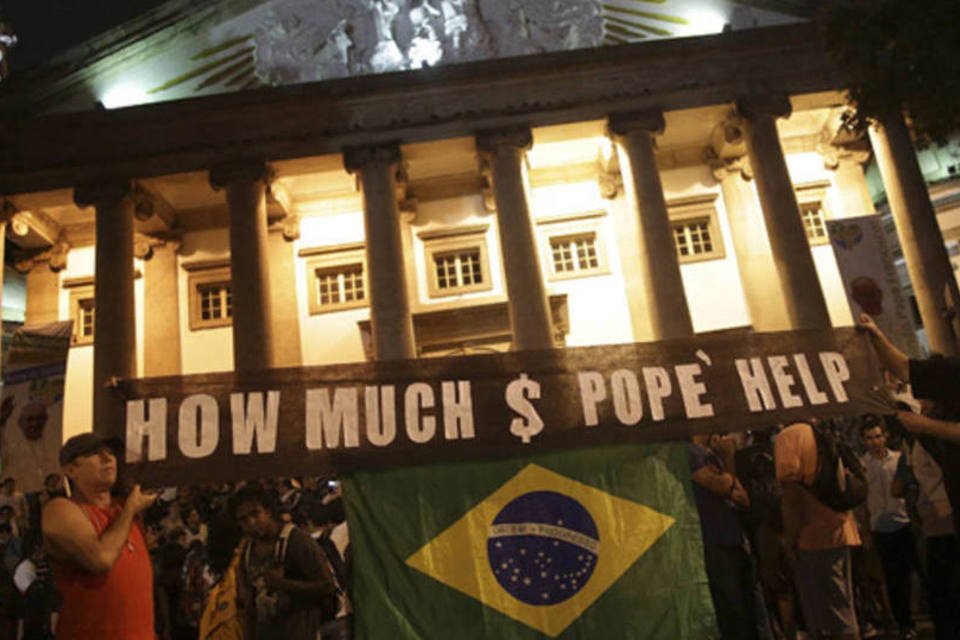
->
xmin=0 ymin=1 xmax=956 ymax=442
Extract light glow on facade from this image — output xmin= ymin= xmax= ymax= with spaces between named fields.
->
xmin=99 ymin=83 xmax=149 ymax=109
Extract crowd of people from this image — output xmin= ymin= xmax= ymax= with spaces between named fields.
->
xmin=687 ymin=315 xmax=960 ymax=640
xmin=0 ymin=316 xmax=957 ymax=640
xmin=0 ymin=466 xmax=351 ymax=640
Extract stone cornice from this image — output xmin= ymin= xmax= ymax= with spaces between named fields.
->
xmin=0 ymin=24 xmax=842 ymax=196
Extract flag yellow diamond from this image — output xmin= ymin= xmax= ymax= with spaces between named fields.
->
xmin=406 ymin=464 xmax=675 ymax=637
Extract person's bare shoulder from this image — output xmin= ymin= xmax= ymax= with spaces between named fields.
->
xmin=42 ymin=497 xmax=93 ymax=542
xmin=42 ymin=496 xmax=78 ymax=519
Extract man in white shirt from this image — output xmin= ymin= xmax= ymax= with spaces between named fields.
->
xmin=860 ymin=418 xmax=917 ymax=640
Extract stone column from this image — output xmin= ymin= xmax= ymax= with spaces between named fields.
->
xmin=737 ymin=95 xmax=831 ymax=330
xmin=210 ymin=161 xmax=275 ymax=373
xmin=822 ymin=147 xmax=875 ymax=219
xmin=268 ymin=223 xmax=303 ymax=367
xmin=75 ymin=180 xmax=136 ymax=438
xmin=707 ymin=117 xmax=790 ymax=332
xmin=709 ymin=155 xmax=791 ymax=332
xmin=608 ymin=110 xmax=693 ymax=340
xmin=343 ymin=145 xmax=416 ymax=361
xmin=141 ymin=237 xmax=182 ymax=376
xmin=23 ymin=264 xmax=59 ymax=326
xmin=869 ymin=115 xmax=960 ymax=355
xmin=476 ymin=128 xmax=554 ymax=351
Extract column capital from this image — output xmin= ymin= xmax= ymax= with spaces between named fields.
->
xmin=817 ymin=110 xmax=871 ymax=170
xmin=705 ymin=149 xmax=753 ymax=182
xmin=606 ymin=110 xmax=665 ymax=138
xmin=735 ymin=94 xmax=792 ymax=121
xmin=342 ymin=144 xmax=402 ymax=174
xmin=133 ymin=232 xmax=181 ymax=260
xmin=268 ymin=213 xmax=302 ymax=242
xmin=475 ymin=127 xmax=533 ymax=155
xmin=15 ymin=239 xmax=71 ymax=274
xmin=818 ymin=143 xmax=871 ymax=171
xmin=709 ymin=115 xmax=747 ymax=160
xmin=73 ymin=178 xmax=133 ymax=209
xmin=209 ymin=159 xmax=273 ymax=191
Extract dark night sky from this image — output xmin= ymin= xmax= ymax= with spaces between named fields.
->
xmin=3 ymin=0 xmax=169 ymax=74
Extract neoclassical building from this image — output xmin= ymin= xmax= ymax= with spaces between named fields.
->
xmin=0 ymin=0 xmax=956 ymax=441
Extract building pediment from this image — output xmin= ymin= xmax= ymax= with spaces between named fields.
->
xmin=2 ymin=0 xmax=813 ymax=116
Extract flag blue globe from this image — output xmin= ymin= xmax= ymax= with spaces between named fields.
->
xmin=487 ymin=491 xmax=599 ymax=606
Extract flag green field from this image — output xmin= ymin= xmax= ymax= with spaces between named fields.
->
xmin=342 ymin=443 xmax=717 ymax=639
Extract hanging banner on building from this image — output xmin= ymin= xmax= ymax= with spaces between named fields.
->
xmin=0 ymin=321 xmax=71 ymax=492
xmin=828 ymin=215 xmax=923 ymax=357
xmin=120 ymin=327 xmax=891 ymax=487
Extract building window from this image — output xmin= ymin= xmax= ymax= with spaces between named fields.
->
xmin=315 ymin=264 xmax=366 ymax=309
xmin=794 ymin=181 xmax=833 ymax=246
xmin=672 ymin=220 xmax=714 ymax=258
xmin=68 ymin=285 xmax=96 ymax=346
xmin=197 ymin=283 xmax=232 ymax=322
xmin=420 ymin=225 xmax=492 ymax=297
xmin=800 ymin=201 xmax=828 ymax=242
xmin=667 ymin=194 xmax=725 ymax=264
xmin=77 ymin=299 xmax=95 ymax=340
xmin=185 ymin=261 xmax=233 ymax=330
xmin=434 ymin=249 xmax=483 ymax=290
xmin=301 ymin=242 xmax=369 ymax=315
xmin=536 ymin=211 xmax=610 ymax=281
xmin=550 ymin=234 xmax=599 ymax=273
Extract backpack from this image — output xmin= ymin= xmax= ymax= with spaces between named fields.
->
xmin=807 ymin=424 xmax=868 ymax=512
xmin=317 ymin=530 xmax=347 ymax=591
xmin=198 ymin=548 xmax=243 ymax=640
xmin=736 ymin=445 xmax=783 ymax=531
xmin=244 ymin=524 xmax=339 ymax=623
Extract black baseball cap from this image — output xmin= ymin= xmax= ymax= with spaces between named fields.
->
xmin=59 ymin=434 xmax=123 ymax=466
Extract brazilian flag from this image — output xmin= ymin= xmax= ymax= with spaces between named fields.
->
xmin=342 ymin=443 xmax=718 ymax=638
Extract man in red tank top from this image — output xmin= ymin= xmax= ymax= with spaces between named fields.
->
xmin=41 ymin=433 xmax=158 ymax=639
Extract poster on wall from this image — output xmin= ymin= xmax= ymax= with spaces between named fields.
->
xmin=828 ymin=215 xmax=923 ymax=358
xmin=0 ymin=321 xmax=71 ymax=492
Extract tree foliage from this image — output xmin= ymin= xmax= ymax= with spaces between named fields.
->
xmin=819 ymin=0 xmax=960 ymax=141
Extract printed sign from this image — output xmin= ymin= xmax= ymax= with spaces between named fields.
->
xmin=0 ymin=321 xmax=71 ymax=492
xmin=828 ymin=215 xmax=923 ymax=357
xmin=120 ymin=328 xmax=890 ymax=486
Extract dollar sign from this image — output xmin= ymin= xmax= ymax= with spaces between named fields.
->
xmin=506 ymin=373 xmax=544 ymax=444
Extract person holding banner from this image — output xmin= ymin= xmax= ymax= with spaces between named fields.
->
xmin=859 ymin=312 xmax=960 ymax=537
xmin=858 ymin=313 xmax=960 ymax=445
xmin=41 ymin=433 xmax=157 ymax=640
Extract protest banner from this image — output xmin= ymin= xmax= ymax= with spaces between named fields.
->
xmin=828 ymin=215 xmax=923 ymax=357
xmin=121 ymin=327 xmax=890 ymax=487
